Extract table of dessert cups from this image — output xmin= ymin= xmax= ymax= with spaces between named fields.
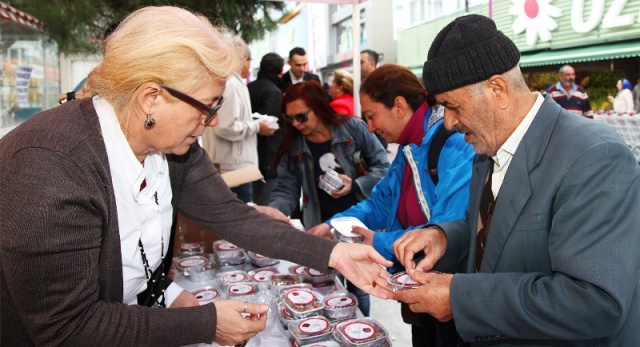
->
xmin=172 ymin=240 xmax=393 ymax=347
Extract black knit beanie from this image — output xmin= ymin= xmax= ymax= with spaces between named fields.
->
xmin=422 ymin=14 xmax=520 ymax=95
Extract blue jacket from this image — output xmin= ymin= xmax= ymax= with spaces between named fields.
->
xmin=269 ymin=117 xmax=389 ymax=228
xmin=329 ymin=107 xmax=475 ymax=272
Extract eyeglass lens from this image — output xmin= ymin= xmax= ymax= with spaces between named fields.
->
xmin=284 ymin=109 xmax=311 ymax=124
xmin=160 ymin=84 xmax=223 ymax=125
xmin=204 ymin=97 xmax=224 ymax=125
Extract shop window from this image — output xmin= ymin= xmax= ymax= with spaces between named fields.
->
xmin=1 ymin=9 xmax=59 ymax=136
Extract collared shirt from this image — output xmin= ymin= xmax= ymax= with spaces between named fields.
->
xmin=94 ymin=96 xmax=182 ymax=306
xmin=289 ymin=70 xmax=305 ymax=85
xmin=490 ymin=93 xmax=544 ymax=198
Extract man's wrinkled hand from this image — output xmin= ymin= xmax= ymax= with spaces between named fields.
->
xmin=393 ymin=270 xmax=453 ymax=322
xmin=392 ymin=227 xmax=447 ymax=271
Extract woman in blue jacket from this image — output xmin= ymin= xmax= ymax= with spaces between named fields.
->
xmin=308 ymin=64 xmax=475 ymax=346
xmin=268 ymin=80 xmax=389 ymax=315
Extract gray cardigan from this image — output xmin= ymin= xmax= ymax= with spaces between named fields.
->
xmin=0 ymin=98 xmax=337 ymax=346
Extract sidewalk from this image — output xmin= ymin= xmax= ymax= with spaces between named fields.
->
xmin=369 ymin=295 xmax=411 ymax=345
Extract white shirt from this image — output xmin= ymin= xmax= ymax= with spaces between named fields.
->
xmin=289 ymin=70 xmax=305 ymax=85
xmin=490 ymin=93 xmax=545 ymax=198
xmin=94 ymin=96 xmax=183 ymax=306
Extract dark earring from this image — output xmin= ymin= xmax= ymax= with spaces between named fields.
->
xmin=144 ymin=114 xmax=155 ymax=129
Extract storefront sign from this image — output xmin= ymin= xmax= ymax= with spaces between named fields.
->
xmin=571 ymin=0 xmax=636 ymax=33
xmin=511 ymin=0 xmax=639 ymax=47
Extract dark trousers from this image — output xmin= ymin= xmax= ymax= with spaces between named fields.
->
xmin=411 ymin=320 xmax=462 ymax=347
xmin=402 ymin=303 xmax=466 ymax=347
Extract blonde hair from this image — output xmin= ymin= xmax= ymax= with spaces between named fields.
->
xmin=78 ymin=6 xmax=243 ymax=128
xmin=333 ymin=70 xmax=354 ymax=95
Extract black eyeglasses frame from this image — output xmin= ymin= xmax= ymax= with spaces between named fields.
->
xmin=283 ymin=109 xmax=313 ymax=124
xmin=159 ymin=84 xmax=224 ymax=125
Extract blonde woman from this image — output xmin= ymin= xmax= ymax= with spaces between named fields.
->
xmin=0 ymin=6 xmax=393 ymax=346
xmin=329 ymin=69 xmax=355 ymax=116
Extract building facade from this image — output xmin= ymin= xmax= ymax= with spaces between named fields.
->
xmin=397 ymin=0 xmax=640 ymax=109
xmin=0 ymin=2 xmax=59 ymax=137
xmin=250 ymin=0 xmax=399 ymax=83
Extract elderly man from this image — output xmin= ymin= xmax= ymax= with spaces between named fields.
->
xmin=546 ymin=64 xmax=592 ymax=117
xmin=393 ymin=14 xmax=640 ymax=346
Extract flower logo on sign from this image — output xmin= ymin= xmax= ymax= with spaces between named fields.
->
xmin=509 ymin=0 xmax=562 ymax=46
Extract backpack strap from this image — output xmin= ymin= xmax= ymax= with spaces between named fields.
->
xmin=427 ymin=124 xmax=455 ymax=185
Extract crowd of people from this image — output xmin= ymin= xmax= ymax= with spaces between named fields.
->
xmin=1 ymin=5 xmax=639 ymax=347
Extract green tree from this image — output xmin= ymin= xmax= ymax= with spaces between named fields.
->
xmin=7 ymin=0 xmax=287 ymax=54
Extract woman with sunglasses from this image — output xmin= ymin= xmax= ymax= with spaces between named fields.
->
xmin=0 ymin=7 xmax=395 ymax=347
xmin=268 ymin=80 xmax=390 ymax=316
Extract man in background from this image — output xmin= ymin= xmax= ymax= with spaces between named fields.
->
xmin=279 ymin=47 xmax=320 ymax=93
xmin=360 ymin=49 xmax=379 ymax=81
xmin=360 ymin=49 xmax=388 ymax=149
xmin=248 ymin=53 xmax=286 ymax=205
xmin=546 ymin=64 xmax=592 ymax=117
xmin=201 ymin=38 xmax=277 ymax=202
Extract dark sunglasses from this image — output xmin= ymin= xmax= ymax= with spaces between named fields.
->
xmin=283 ymin=109 xmax=312 ymax=124
xmin=159 ymin=84 xmax=224 ymax=125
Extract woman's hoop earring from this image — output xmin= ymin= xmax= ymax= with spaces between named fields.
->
xmin=143 ymin=114 xmax=156 ymax=129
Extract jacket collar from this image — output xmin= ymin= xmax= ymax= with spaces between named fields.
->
xmin=477 ymin=96 xmax=561 ymax=272
xmin=291 ymin=119 xmax=355 ymax=155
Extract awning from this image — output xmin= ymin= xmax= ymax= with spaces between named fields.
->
xmin=520 ymin=41 xmax=640 ymax=68
xmin=0 ymin=2 xmax=46 ymax=32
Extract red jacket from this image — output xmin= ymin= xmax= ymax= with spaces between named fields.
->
xmin=330 ymin=94 xmax=355 ymax=116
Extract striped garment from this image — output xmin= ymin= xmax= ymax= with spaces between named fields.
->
xmin=546 ymin=82 xmax=592 ymax=117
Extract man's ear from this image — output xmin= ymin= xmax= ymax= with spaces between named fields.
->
xmin=136 ymin=82 xmax=162 ymax=115
xmin=489 ymin=76 xmax=509 ymax=110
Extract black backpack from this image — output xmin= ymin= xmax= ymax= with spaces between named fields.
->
xmin=427 ymin=125 xmax=455 ymax=185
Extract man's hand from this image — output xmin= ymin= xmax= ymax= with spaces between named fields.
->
xmin=169 ymin=290 xmax=199 ymax=308
xmin=307 ymin=223 xmax=333 ymax=239
xmin=393 ymin=270 xmax=453 ymax=321
xmin=331 ymin=174 xmax=352 ymax=198
xmin=392 ymin=227 xmax=447 ymax=271
xmin=250 ymin=204 xmax=290 ymax=223
xmin=257 ymin=120 xmax=277 ymax=136
xmin=328 ymin=242 xmax=394 ymax=299
xmin=351 ymin=226 xmax=374 ymax=246
xmin=213 ymin=300 xmax=269 ymax=346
